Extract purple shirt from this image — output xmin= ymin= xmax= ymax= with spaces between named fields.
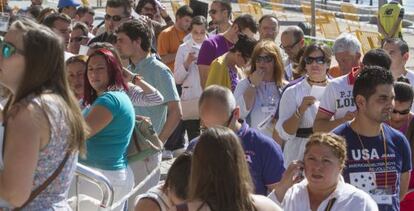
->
xmin=187 ymin=121 xmax=285 ymax=195
xmin=197 ymin=34 xmax=233 ymax=66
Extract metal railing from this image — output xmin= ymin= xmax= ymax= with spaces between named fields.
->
xmin=72 ymin=163 xmax=115 ymax=210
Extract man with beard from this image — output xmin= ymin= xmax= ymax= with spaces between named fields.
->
xmin=332 ymin=66 xmax=411 ymax=211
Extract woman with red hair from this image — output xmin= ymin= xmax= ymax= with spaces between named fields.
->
xmin=79 ymin=48 xmax=136 ymax=211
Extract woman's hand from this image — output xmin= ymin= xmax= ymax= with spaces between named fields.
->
xmin=249 ymin=69 xmax=265 ymax=87
xmin=298 ymin=96 xmax=316 ymax=115
xmin=184 ymin=52 xmax=197 ymax=70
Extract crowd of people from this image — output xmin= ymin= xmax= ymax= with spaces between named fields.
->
xmin=0 ymin=0 xmax=412 ymax=210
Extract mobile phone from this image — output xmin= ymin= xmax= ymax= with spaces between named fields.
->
xmin=192 ymin=45 xmax=200 ymax=57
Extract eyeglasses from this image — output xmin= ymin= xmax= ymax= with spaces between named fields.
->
xmin=104 ymin=14 xmax=125 ymax=22
xmin=392 ymin=108 xmax=410 ymax=115
xmin=304 ymin=56 xmax=325 ymax=65
xmin=280 ymin=39 xmax=302 ymax=50
xmin=208 ymin=9 xmax=225 ymax=15
xmin=0 ymin=41 xmax=24 ymax=59
xmin=256 ymin=55 xmax=273 ymax=63
xmin=70 ymin=36 xmax=88 ymax=43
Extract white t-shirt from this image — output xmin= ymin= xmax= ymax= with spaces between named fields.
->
xmin=319 ymin=72 xmax=356 ymax=119
xmin=268 ymin=178 xmax=379 ymax=211
xmin=403 ymin=69 xmax=414 ymax=112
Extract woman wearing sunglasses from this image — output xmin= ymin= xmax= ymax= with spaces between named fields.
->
xmin=275 ymin=43 xmax=332 ymax=167
xmin=234 ymin=40 xmax=286 ymax=137
xmin=205 ymin=34 xmax=257 ymax=92
xmin=0 ymin=18 xmax=88 ymax=210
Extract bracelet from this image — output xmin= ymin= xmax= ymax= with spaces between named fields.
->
xmin=294 ymin=108 xmax=301 ymax=119
xmin=247 ymin=77 xmax=256 ymax=88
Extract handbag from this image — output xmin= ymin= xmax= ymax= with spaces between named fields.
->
xmin=13 ymin=151 xmax=71 ymax=211
xmin=127 ymin=119 xmax=163 ymax=163
xmin=181 ymin=98 xmax=199 ymax=120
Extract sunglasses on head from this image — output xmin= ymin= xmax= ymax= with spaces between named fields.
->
xmin=104 ymin=14 xmax=124 ymax=22
xmin=304 ymin=56 xmax=325 ymax=65
xmin=392 ymin=109 xmax=410 ymax=115
xmin=256 ymin=55 xmax=273 ymax=63
xmin=0 ymin=40 xmax=24 ymax=59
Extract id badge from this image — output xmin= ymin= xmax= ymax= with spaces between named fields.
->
xmin=372 ymin=186 xmax=393 ymax=205
xmin=261 ymin=106 xmax=276 ymax=114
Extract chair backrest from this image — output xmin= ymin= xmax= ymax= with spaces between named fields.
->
xmin=354 ymin=30 xmax=381 ymax=54
xmin=340 ymin=2 xmax=359 ymax=22
xmin=270 ymin=0 xmax=284 ymax=12
xmin=238 ymin=0 xmax=249 ymax=3
xmin=318 ymin=12 xmax=341 ymax=39
xmin=301 ymin=2 xmax=312 ymax=23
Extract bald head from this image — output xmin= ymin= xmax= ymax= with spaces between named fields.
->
xmin=281 ymin=26 xmax=304 ymax=42
xmin=281 ymin=26 xmax=305 ymax=60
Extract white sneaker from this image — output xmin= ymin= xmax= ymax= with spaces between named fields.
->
xmin=162 ymin=150 xmax=173 ymax=160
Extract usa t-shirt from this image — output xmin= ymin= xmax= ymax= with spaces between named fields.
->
xmin=187 ymin=121 xmax=285 ymax=195
xmin=333 ymin=122 xmax=412 ymax=211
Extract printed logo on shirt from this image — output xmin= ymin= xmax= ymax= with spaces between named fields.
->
xmin=336 ymin=90 xmax=355 ymax=109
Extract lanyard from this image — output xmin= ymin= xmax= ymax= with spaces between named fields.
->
xmin=324 ymin=197 xmax=337 ymax=211
xmin=355 ymin=124 xmax=388 ymax=187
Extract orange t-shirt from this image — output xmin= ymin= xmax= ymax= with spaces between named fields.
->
xmin=157 ymin=25 xmax=186 ymax=71
xmin=328 ymin=66 xmax=347 ymax=78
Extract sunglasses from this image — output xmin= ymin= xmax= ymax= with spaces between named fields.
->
xmin=104 ymin=14 xmax=125 ymax=22
xmin=280 ymin=39 xmax=302 ymax=50
xmin=256 ymin=55 xmax=273 ymax=63
xmin=70 ymin=36 xmax=88 ymax=43
xmin=392 ymin=109 xmax=410 ymax=115
xmin=304 ymin=56 xmax=325 ymax=65
xmin=0 ymin=41 xmax=24 ymax=59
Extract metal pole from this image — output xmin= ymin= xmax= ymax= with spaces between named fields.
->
xmin=311 ymin=0 xmax=316 ymax=36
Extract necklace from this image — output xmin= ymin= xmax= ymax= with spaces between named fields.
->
xmin=354 ymin=124 xmax=388 ymax=188
xmin=307 ymin=77 xmax=327 ymax=84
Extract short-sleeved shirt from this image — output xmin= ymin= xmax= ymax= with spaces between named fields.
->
xmin=197 ymin=34 xmax=233 ymax=66
xmin=81 ymin=91 xmax=135 ymax=170
xmin=132 ymin=55 xmax=180 ymax=133
xmin=333 ymin=122 xmax=412 ymax=211
xmin=205 ymin=54 xmax=244 ymax=91
xmin=187 ymin=121 xmax=285 ymax=195
xmin=379 ymin=1 xmax=404 ymax=38
xmin=318 ymin=67 xmax=358 ymax=119
xmin=157 ymin=25 xmax=186 ymax=71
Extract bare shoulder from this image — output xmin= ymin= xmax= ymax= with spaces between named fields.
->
xmin=135 ymin=198 xmax=161 ymax=211
xmin=251 ymin=194 xmax=283 ymax=211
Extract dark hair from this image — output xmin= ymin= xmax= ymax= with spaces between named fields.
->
xmin=298 ymin=43 xmax=332 ymax=73
xmin=42 ymin=12 xmax=71 ymax=28
xmin=27 ymin=5 xmax=43 ymax=19
xmin=135 ymin=0 xmax=156 ymax=15
xmin=362 ymin=48 xmax=391 ymax=70
xmin=116 ymin=19 xmax=151 ymax=52
xmin=106 ymin=0 xmax=131 ymax=17
xmin=394 ymin=81 xmax=413 ymax=103
xmin=72 ymin=21 xmax=89 ymax=36
xmin=76 ymin=6 xmax=95 ymax=17
xmin=229 ymin=33 xmax=257 ymax=59
xmin=176 ymin=5 xmax=193 ymax=18
xmin=397 ymin=76 xmax=410 ymax=84
xmin=162 ymin=153 xmax=192 ymax=200
xmin=212 ymin=0 xmax=232 ymax=18
xmin=383 ymin=37 xmax=409 ymax=55
xmin=258 ymin=14 xmax=279 ymax=25
xmin=189 ymin=15 xmax=207 ymax=31
xmin=37 ymin=7 xmax=57 ymax=23
xmin=233 ymin=14 xmax=258 ymax=34
xmin=83 ymin=49 xmax=129 ymax=106
xmin=353 ymin=65 xmax=394 ymax=105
